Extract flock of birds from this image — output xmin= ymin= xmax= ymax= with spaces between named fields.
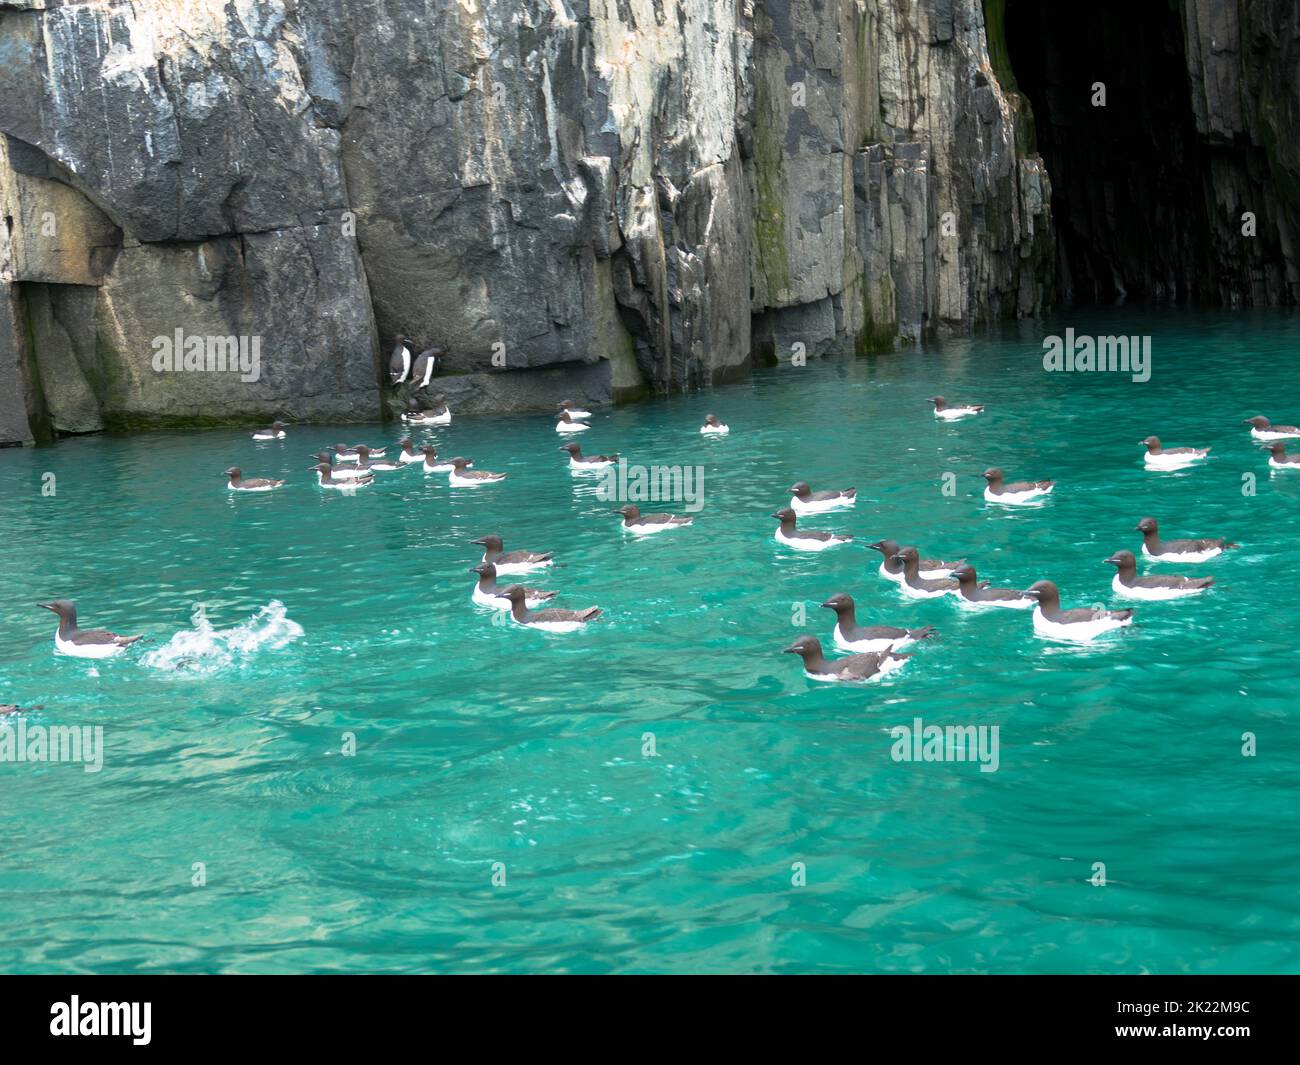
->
xmin=17 ymin=339 xmax=1300 ymax=700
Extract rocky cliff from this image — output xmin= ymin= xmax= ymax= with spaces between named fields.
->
xmin=0 ymin=1 xmax=1292 ymax=445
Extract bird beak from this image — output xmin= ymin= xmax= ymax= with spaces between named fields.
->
xmin=1103 ymin=556 xmax=1122 ymax=565
xmin=1022 ymin=589 xmax=1040 ymax=599
xmin=818 ymin=600 xmax=836 ymax=609
xmin=470 ymin=538 xmax=487 ymax=545
xmin=781 ymin=643 xmax=801 ymax=654
xmin=771 ymin=511 xmax=783 ymax=519
xmin=889 ymin=554 xmax=904 ymax=563
xmin=37 ymin=602 xmax=56 ymax=612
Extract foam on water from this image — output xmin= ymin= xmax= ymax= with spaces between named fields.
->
xmin=141 ymin=601 xmax=303 ymax=675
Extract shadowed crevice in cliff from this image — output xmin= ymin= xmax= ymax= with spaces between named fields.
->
xmin=1004 ymin=0 xmax=1215 ymax=304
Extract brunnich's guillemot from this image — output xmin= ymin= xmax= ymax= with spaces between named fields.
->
xmin=308 ymin=452 xmax=369 ymax=480
xmin=1141 ymin=436 xmax=1209 ymax=470
xmin=950 ymin=564 xmax=1035 ymax=609
xmin=868 ymin=539 xmax=963 ymax=583
xmin=617 ymin=504 xmax=694 ymax=534
xmin=782 ymin=635 xmax=909 ymax=683
xmin=38 ymin=600 xmax=143 ymax=659
xmin=251 ymin=421 xmax=287 ymax=440
xmin=556 ymin=410 xmax=590 ymax=434
xmin=1105 ymin=550 xmax=1212 ymax=600
xmin=501 ymin=585 xmax=600 ymax=632
xmin=559 ymin=442 xmax=618 ymax=468
xmin=982 ymin=467 xmax=1054 ymax=505
xmin=1244 ymin=415 xmax=1300 ymax=441
xmin=1263 ymin=441 xmax=1300 ymax=469
xmin=1023 ymin=580 xmax=1133 ymax=642
xmin=818 ymin=593 xmax=935 ymax=652
xmin=472 ymin=535 xmax=554 ymax=574
xmin=409 ymin=346 xmax=439 ymax=389
xmin=789 ymin=481 xmax=856 ymax=514
xmin=470 ymin=563 xmax=557 ymax=610
xmin=418 ymin=446 xmax=458 ymax=473
xmin=388 ymin=335 xmax=412 ymax=384
xmin=449 ymin=457 xmax=506 ymax=486
xmin=772 ymin=508 xmax=852 ymax=551
xmin=353 ymin=445 xmax=406 ymax=473
xmin=224 ymin=467 xmax=285 ymax=492
xmin=700 ymin=413 xmax=730 ymax=435
xmin=930 ymin=396 xmax=983 ymax=420
xmin=1136 ymin=517 xmax=1236 ymax=562
xmin=891 ymin=547 xmax=960 ymax=599
xmin=332 ymin=443 xmax=386 ymax=462
xmin=558 ymin=399 xmax=593 ymax=420
xmin=311 ymin=462 xmax=373 ymax=489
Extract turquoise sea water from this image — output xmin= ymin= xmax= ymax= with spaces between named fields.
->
xmin=2 ymin=309 xmax=1299 ymax=974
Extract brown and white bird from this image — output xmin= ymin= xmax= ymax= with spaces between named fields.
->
xmin=224 ymin=467 xmax=285 ymax=492
xmin=982 ymin=467 xmax=1053 ymax=505
xmin=472 ymin=535 xmax=554 ymax=575
xmin=38 ymin=600 xmax=144 ymax=659
xmin=448 ymin=457 xmax=506 ymax=486
xmin=617 ymin=504 xmax=694 ymax=535
xmin=783 ymin=635 xmax=909 ymax=683
xmin=1104 ymin=550 xmax=1212 ymax=600
xmin=500 ymin=585 xmax=600 ymax=633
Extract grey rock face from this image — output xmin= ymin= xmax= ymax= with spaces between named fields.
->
xmin=0 ymin=0 xmax=1294 ymax=444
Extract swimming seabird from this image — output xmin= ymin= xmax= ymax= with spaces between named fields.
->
xmin=616 ymin=504 xmax=694 ymax=534
xmin=1104 ymin=550 xmax=1212 ymax=600
xmin=1244 ymin=416 xmax=1300 ymax=442
xmin=1136 ymin=516 xmax=1235 ymax=562
xmin=868 ymin=539 xmax=963 ymax=583
xmin=308 ymin=452 xmax=369 ymax=480
xmin=353 ymin=445 xmax=406 ymax=473
xmin=1141 ymin=436 xmax=1209 ymax=470
xmin=782 ymin=635 xmax=909 ymax=683
xmin=558 ymin=399 xmax=593 ymax=420
xmin=418 ymin=445 xmax=457 ymax=473
xmin=38 ymin=600 xmax=143 ymax=658
xmin=224 ymin=467 xmax=285 ymax=492
xmin=772 ymin=508 xmax=851 ymax=551
xmin=1023 ymin=580 xmax=1133 ymax=642
xmin=470 ymin=563 xmax=557 ymax=610
xmin=449 ymin=457 xmax=506 ymax=485
xmin=311 ymin=462 xmax=373 ymax=489
xmin=556 ymin=410 xmax=591 ymax=434
xmin=1263 ymin=442 xmax=1300 ymax=469
xmin=930 ymin=396 xmax=983 ymax=420
xmin=982 ymin=467 xmax=1054 ymax=505
xmin=950 ymin=564 xmax=1035 ymax=609
xmin=789 ymin=481 xmax=856 ymax=514
xmin=501 ymin=585 xmax=600 ymax=633
xmin=472 ymin=535 xmax=554 ymax=574
xmin=819 ymin=593 xmax=935 ymax=652
xmin=700 ymin=413 xmax=730 ymax=435
xmin=251 ymin=421 xmax=287 ymax=440
xmin=560 ymin=442 xmax=618 ymax=468
xmin=891 ymin=547 xmax=959 ymax=599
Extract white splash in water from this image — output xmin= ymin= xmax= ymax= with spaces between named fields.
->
xmin=142 ymin=601 xmax=303 ymax=674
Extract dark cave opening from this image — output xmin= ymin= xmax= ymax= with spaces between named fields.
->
xmin=1003 ymin=0 xmax=1218 ymax=305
